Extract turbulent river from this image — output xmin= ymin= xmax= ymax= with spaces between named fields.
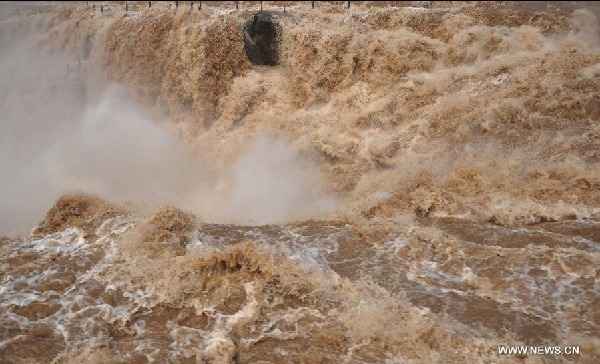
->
xmin=1 ymin=1 xmax=599 ymax=363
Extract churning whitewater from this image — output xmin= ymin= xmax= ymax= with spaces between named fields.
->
xmin=0 ymin=1 xmax=599 ymax=363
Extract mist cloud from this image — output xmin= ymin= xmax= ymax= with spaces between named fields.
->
xmin=0 ymin=47 xmax=334 ymax=235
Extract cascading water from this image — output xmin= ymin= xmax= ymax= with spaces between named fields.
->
xmin=1 ymin=2 xmax=599 ymax=363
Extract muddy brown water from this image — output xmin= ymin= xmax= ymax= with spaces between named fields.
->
xmin=1 ymin=209 xmax=598 ymax=363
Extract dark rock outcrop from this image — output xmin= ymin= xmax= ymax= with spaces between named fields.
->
xmin=243 ymin=12 xmax=280 ymax=66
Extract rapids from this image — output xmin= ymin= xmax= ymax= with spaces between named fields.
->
xmin=1 ymin=1 xmax=599 ymax=363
